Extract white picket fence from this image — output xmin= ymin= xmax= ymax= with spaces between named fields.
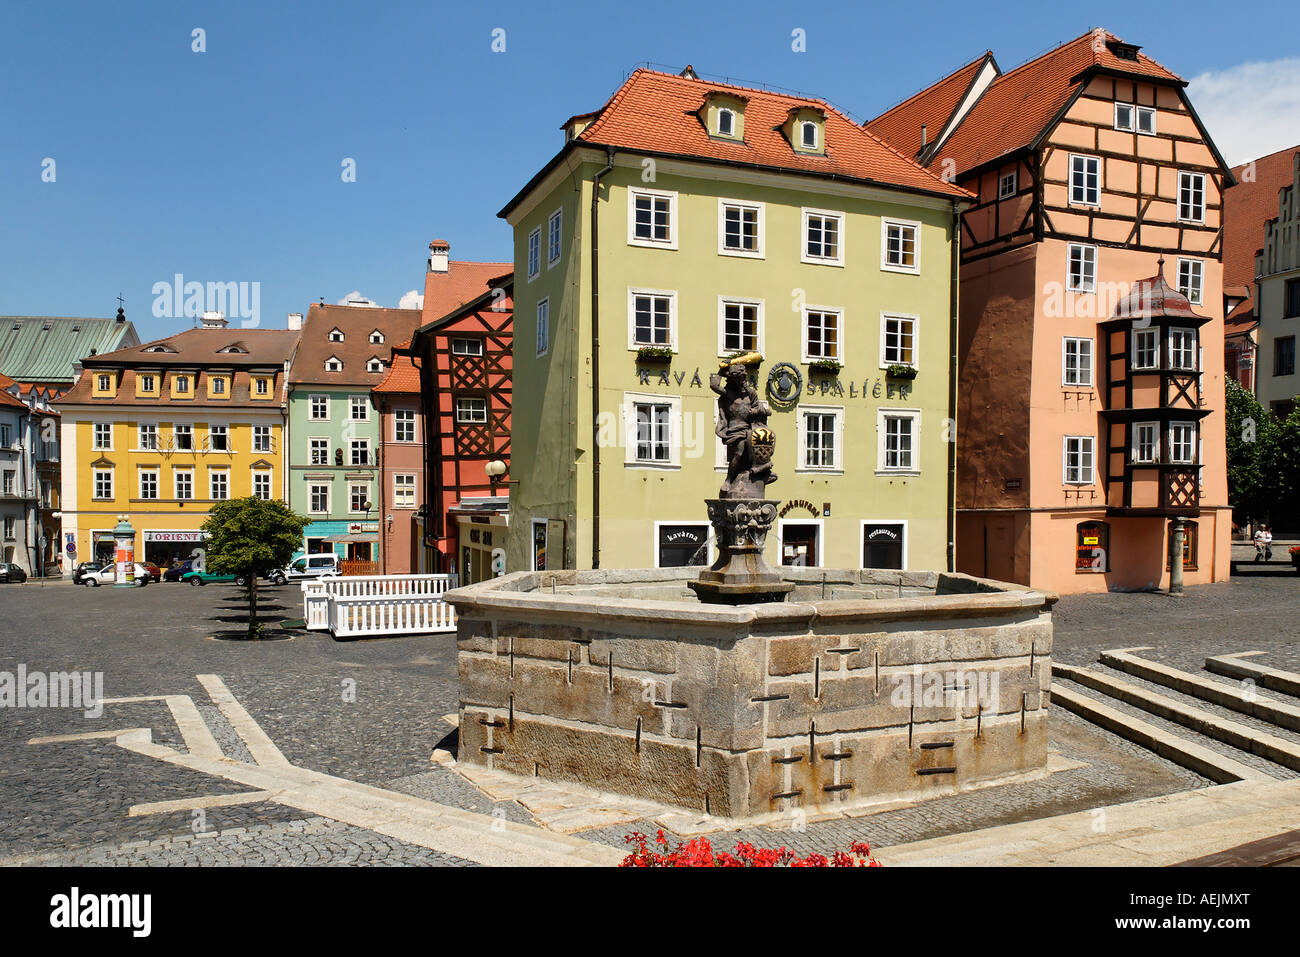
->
xmin=302 ymin=573 xmax=458 ymax=638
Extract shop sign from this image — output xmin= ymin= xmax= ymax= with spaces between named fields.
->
xmin=143 ymin=530 xmax=209 ymax=543
xmin=779 ymin=499 xmax=821 ymax=518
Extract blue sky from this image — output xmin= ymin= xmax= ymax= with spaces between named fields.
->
xmin=3 ymin=0 xmax=1297 ymax=343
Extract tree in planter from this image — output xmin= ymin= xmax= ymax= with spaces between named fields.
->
xmin=201 ymin=497 xmax=311 ymax=639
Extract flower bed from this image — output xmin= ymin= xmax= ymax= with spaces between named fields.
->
xmin=620 ymin=830 xmax=881 ymax=867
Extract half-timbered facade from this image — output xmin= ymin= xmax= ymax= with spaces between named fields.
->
xmin=407 ymin=276 xmax=513 ymax=581
xmin=868 ymin=28 xmax=1234 ymax=592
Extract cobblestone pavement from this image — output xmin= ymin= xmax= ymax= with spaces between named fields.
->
xmin=0 ymin=572 xmax=1295 ymax=864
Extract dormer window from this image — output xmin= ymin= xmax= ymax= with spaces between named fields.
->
xmin=801 ymin=121 xmax=818 ymax=149
xmin=701 ymin=91 xmax=746 ymax=142
xmin=325 ymin=356 xmax=343 ymax=372
xmin=328 ymin=328 xmax=345 ymax=342
xmin=218 ymin=343 xmax=248 ymax=354
xmin=717 ymin=108 xmax=734 ymax=136
xmin=96 ymin=374 xmax=112 ymax=392
xmin=366 ymin=357 xmax=384 ymax=373
xmin=369 ymin=330 xmax=384 ymax=345
xmin=786 ymin=107 xmax=826 ymax=155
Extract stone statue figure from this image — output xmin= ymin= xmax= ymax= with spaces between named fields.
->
xmin=711 ymin=354 xmax=778 ymax=499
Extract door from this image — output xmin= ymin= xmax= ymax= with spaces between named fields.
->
xmin=781 ymin=523 xmax=820 ymax=567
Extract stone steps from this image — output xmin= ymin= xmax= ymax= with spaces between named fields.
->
xmin=1205 ymin=653 xmax=1300 ymax=699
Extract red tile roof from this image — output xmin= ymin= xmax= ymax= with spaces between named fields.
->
xmin=373 ymin=341 xmax=420 ymax=394
xmin=868 ymin=54 xmax=992 ymax=160
xmin=421 ymin=261 xmax=512 ymax=328
xmin=569 ymin=68 xmax=971 ymax=200
xmin=1224 ymin=145 xmax=1300 ymax=295
xmin=0 ymin=373 xmax=27 ymax=410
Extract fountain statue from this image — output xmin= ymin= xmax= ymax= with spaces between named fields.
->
xmin=688 ymin=353 xmax=796 ymax=604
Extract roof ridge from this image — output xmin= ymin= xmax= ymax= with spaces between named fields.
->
xmin=867 ymin=52 xmax=993 ymax=125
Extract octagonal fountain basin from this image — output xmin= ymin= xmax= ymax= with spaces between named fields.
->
xmin=443 ymin=567 xmax=1056 ymax=822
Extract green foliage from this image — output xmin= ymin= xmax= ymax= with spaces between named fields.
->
xmin=808 ymin=359 xmax=842 ymax=375
xmin=636 ymin=346 xmax=673 ymax=363
xmin=201 ymin=497 xmax=310 ymax=577
xmin=1225 ymin=380 xmax=1300 ymax=527
xmin=885 ymin=364 xmax=917 ymax=380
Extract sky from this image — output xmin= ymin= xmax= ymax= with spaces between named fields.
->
xmin=2 ymin=0 xmax=1298 ymax=343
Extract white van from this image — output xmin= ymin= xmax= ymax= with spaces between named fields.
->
xmin=270 ymin=553 xmax=340 ymax=585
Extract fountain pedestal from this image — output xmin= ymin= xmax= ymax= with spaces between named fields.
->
xmin=688 ymin=498 xmax=794 ymax=605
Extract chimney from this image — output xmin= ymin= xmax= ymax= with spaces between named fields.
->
xmin=428 ymin=239 xmax=450 ymax=274
xmin=200 ymin=311 xmax=228 ymax=329
xmin=287 ymin=312 xmax=303 ymax=331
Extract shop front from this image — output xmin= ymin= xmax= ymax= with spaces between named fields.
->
xmin=143 ymin=529 xmax=209 ymax=568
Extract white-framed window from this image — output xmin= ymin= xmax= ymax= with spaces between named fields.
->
xmin=1070 ymin=154 xmax=1101 ymax=206
xmin=366 ymin=357 xmax=383 ymax=374
xmin=628 ymin=288 xmax=676 ymax=349
xmin=998 ymin=171 xmax=1017 ymax=198
xmin=309 ymin=394 xmax=329 ymax=420
xmin=1177 ymin=258 xmax=1204 ymax=305
xmin=328 ymin=328 xmax=345 ymax=342
xmin=249 ymin=425 xmax=270 ymax=453
xmin=800 ymin=120 xmax=818 ymax=149
xmin=1169 ymin=422 xmax=1196 ymax=464
xmin=880 ymin=313 xmax=918 ymax=368
xmin=394 ymin=408 xmax=416 ymax=442
xmin=349 ymin=439 xmax=370 ymax=466
xmin=93 ymin=422 xmax=112 ymax=450
xmin=349 ymin=483 xmax=369 ymax=513
xmin=1136 ymin=105 xmax=1156 ymax=135
xmin=1067 ymin=243 xmax=1097 ymax=293
xmin=716 ymin=107 xmax=735 ymax=137
xmin=802 ymin=307 xmax=841 ymax=362
xmin=174 ymin=374 xmax=190 ymax=395
xmin=628 ymin=188 xmax=677 ymax=248
xmin=1062 ymin=337 xmax=1094 ymax=387
xmin=1133 ymin=328 xmax=1160 ymax=369
xmin=350 ymin=395 xmax=369 ymax=421
xmin=140 ymin=373 xmax=156 ymax=393
xmin=1114 ymin=102 xmax=1134 ymax=131
xmin=877 ymin=409 xmax=920 ymax=473
xmin=802 ymin=208 xmax=844 ymax=266
xmin=209 ymin=468 xmax=229 ymax=500
xmin=798 ymin=406 xmax=844 ymax=471
xmin=309 ymin=483 xmax=330 ymax=514
xmin=309 ymin=438 xmax=329 ymax=466
xmin=1168 ymin=328 xmax=1197 ymax=370
xmin=96 ymin=373 xmax=112 ymax=392
xmin=451 ymin=337 xmax=483 ymax=356
xmin=210 ymin=376 xmax=227 ymax=395
xmin=93 ymin=468 xmax=113 ymax=500
xmin=1178 ymin=171 xmax=1206 ymax=223
xmin=881 ymin=218 xmax=920 ymax=273
xmin=527 ymin=226 xmax=541 ymax=280
xmin=718 ymin=297 xmax=763 ymax=355
xmin=1063 ymin=436 xmax=1095 ymax=484
xmin=536 ymin=298 xmax=550 ymax=357
xmin=208 ymin=425 xmax=229 ymax=452
xmin=139 ymin=469 xmax=158 ymax=500
xmin=324 ymin=357 xmax=343 ymax=372
xmin=1133 ymin=422 xmax=1159 ymax=463
xmin=252 ymin=470 xmax=272 ymax=500
xmin=174 ymin=469 xmax=193 ymax=500
xmin=369 ymin=329 xmax=384 ymax=345
xmin=454 ymin=397 xmax=487 ymax=424
xmin=623 ymin=392 xmax=681 ymax=468
xmin=173 ymin=424 xmax=193 ymax=451
xmin=394 ymin=474 xmax=416 ymax=508
xmin=718 ymin=199 xmax=763 ymax=257
xmin=547 ymin=208 xmax=562 ymax=267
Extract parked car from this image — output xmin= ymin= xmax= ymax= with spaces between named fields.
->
xmin=268 ymin=553 xmax=340 ymax=586
xmin=82 ymin=564 xmax=151 ymax=587
xmin=163 ymin=560 xmax=193 ymax=583
xmin=138 ymin=561 xmax=163 ymax=583
xmin=180 ymin=569 xmax=246 ymax=586
xmin=72 ymin=561 xmax=104 ymax=584
xmin=0 ymin=562 xmax=28 ymax=584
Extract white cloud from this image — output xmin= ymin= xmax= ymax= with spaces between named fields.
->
xmin=397 ymin=289 xmax=424 ymax=310
xmin=336 ymin=291 xmax=377 ymax=307
xmin=1187 ymin=58 xmax=1300 ymax=167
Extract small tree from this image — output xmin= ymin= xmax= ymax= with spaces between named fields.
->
xmin=201 ymin=497 xmax=311 ymax=639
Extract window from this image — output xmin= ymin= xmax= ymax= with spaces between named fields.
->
xmin=210 ymin=377 xmax=227 ymax=395
xmin=310 ymin=438 xmax=328 ymax=465
xmin=1169 ymin=422 xmax=1196 ymax=464
xmin=882 ymin=219 xmax=920 ymax=272
xmin=548 ymin=209 xmax=562 ymax=267
xmin=881 ymin=314 xmax=917 ymax=367
xmin=1177 ymin=258 xmax=1204 ymax=305
xmin=1063 ymin=436 xmax=1095 ymax=484
xmin=536 ymin=298 xmax=549 ymax=356
xmin=0 ymin=427 xmax=9 ymax=449
xmin=1076 ymin=521 xmax=1108 ymax=573
xmin=1178 ymin=172 xmax=1206 ymax=222
xmin=174 ymin=375 xmax=190 ymax=395
xmin=717 ymin=108 xmax=734 ymax=136
xmin=634 ymin=402 xmax=672 ymax=464
xmin=138 ymin=424 xmax=158 ymax=450
xmin=253 ymin=471 xmax=272 ymax=500
xmin=1168 ymin=328 xmax=1196 ymax=370
xmin=394 ymin=409 xmax=416 ymax=442
xmin=1114 ymin=102 xmax=1154 ymax=133
xmin=309 ymin=395 xmax=328 ymax=420
xmin=349 ymin=483 xmax=369 ymax=513
xmin=309 ymin=484 xmax=329 ymax=514
xmin=1067 ymin=243 xmax=1097 ymax=293
xmin=1275 ymin=336 xmax=1296 ymax=377
xmin=1070 ymin=155 xmax=1100 ymax=206
xmin=803 ymin=308 xmax=841 ymax=361
xmin=800 ymin=407 xmax=843 ymax=471
xmin=350 ymin=395 xmax=369 ymax=421
xmin=719 ymin=200 xmax=762 ymax=257
xmin=96 ymin=374 xmax=111 ymax=392
xmin=94 ymin=470 xmax=113 ymax=500
xmin=252 ymin=425 xmax=272 ymax=453
xmin=2 ymin=471 xmax=12 ymax=495
xmin=800 ymin=121 xmax=818 ymax=149
xmin=208 ymin=425 xmax=229 ymax=452
xmin=719 ymin=299 xmax=762 ymax=355
xmin=657 ymin=523 xmax=710 ymax=568
xmin=1133 ymin=328 xmax=1159 ymax=369
xmin=1285 ymin=279 xmax=1300 ymax=319
xmin=451 ymin=338 xmax=483 ymax=356
xmin=1062 ymin=337 xmax=1093 ymax=387
xmin=328 ymin=328 xmax=345 ymax=342
xmin=998 ymin=171 xmax=1017 ymax=198
xmin=1114 ymin=102 xmax=1134 ymax=131
xmin=527 ymin=227 xmax=541 ymax=279
xmin=2 ymin=517 xmax=13 ymax=540
xmin=878 ymin=410 xmax=919 ymax=472
xmin=174 ymin=469 xmax=193 ymax=500
xmin=629 ymin=188 xmax=676 ymax=248
xmin=93 ymin=422 xmax=112 ymax=450
xmin=140 ymin=374 xmax=155 ymax=393
xmin=325 ymin=357 xmax=343 ymax=372
xmin=455 ymin=397 xmax=487 ymax=424
xmin=369 ymin=330 xmax=384 ymax=345
xmin=803 ymin=210 xmax=843 ymax=265
xmin=209 ymin=469 xmax=228 ymax=500
xmin=1167 ymin=521 xmax=1198 ymax=572
xmin=1137 ymin=106 xmax=1156 ymax=135
xmin=630 ymin=290 xmax=675 ymax=348
xmin=394 ymin=474 xmax=416 ymax=508
xmin=137 ymin=469 xmax=158 ymax=500
xmin=1133 ymin=422 xmax=1159 ymax=463
xmin=862 ymin=522 xmax=906 ymax=570
xmin=366 ymin=357 xmax=383 ymax=373
xmin=349 ymin=439 xmax=370 ymax=466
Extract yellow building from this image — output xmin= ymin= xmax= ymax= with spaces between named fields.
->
xmin=55 ymin=318 xmax=299 ymax=571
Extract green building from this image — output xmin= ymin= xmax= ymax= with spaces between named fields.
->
xmin=498 ymin=68 xmax=972 ymax=573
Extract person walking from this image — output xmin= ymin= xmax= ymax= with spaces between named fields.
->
xmin=1255 ymin=524 xmax=1274 ymax=562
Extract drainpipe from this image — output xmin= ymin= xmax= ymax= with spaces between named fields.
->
xmin=946 ymin=199 xmax=961 ymax=573
xmin=590 ymin=146 xmax=616 ymax=570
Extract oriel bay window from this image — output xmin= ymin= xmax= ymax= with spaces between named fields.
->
xmin=1168 ymin=422 xmax=1196 ymax=464
xmin=1133 ymin=422 xmax=1159 ymax=463
xmin=1168 ymin=328 xmax=1197 ymax=370
xmin=1133 ymin=328 xmax=1159 ymax=369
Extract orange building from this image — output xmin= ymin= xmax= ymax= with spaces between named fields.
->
xmin=868 ymin=29 xmax=1234 ymax=592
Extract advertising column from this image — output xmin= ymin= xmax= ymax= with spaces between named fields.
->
xmin=112 ymin=516 xmax=136 ymax=587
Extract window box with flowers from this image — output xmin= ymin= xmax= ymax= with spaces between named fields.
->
xmin=807 ymin=358 xmax=842 ymax=377
xmin=621 ymin=830 xmax=880 ymax=867
xmin=885 ymin=364 xmax=917 ymax=381
xmin=635 ymin=346 xmax=674 ymax=364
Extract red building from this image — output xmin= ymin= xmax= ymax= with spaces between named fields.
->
xmin=407 ymin=275 xmax=513 ymax=582
xmin=372 ymin=347 xmax=427 ymax=573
